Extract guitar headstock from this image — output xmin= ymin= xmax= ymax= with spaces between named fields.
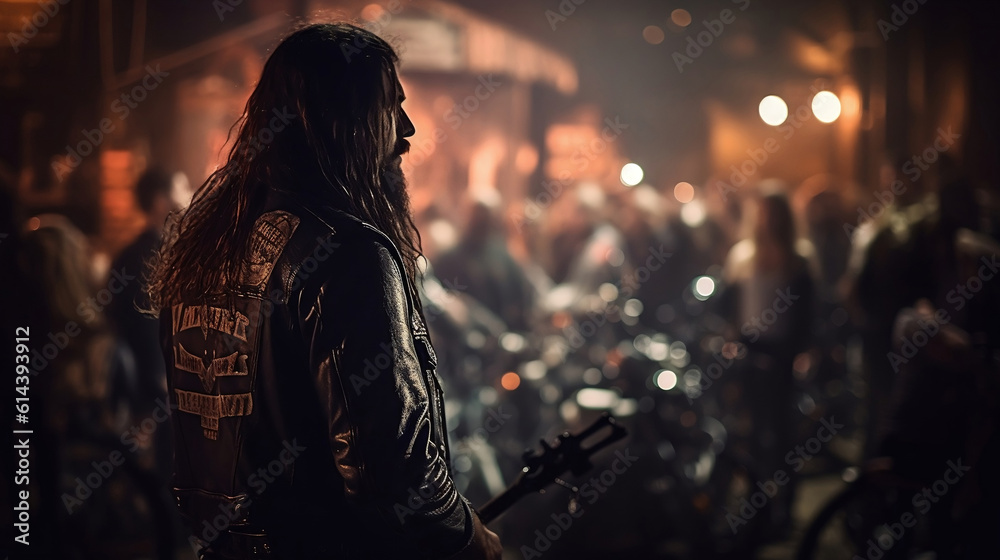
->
xmin=476 ymin=412 xmax=629 ymax=524
xmin=515 ymin=412 xmax=628 ymax=493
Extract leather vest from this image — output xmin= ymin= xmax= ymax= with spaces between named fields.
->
xmin=160 ymin=187 xmax=473 ymax=558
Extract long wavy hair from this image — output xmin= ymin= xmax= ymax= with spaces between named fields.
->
xmin=146 ymin=22 xmax=421 ymax=314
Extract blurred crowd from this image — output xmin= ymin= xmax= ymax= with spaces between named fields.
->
xmin=3 ymin=148 xmax=999 ymax=557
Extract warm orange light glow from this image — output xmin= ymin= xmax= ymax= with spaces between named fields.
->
xmin=673 ymin=181 xmax=695 ymax=203
xmin=551 ymin=311 xmax=572 ymax=329
xmin=671 ymin=9 xmax=692 ymax=27
xmin=515 ymin=144 xmax=539 ymax=175
xmin=360 ymin=4 xmax=386 ymax=21
xmin=606 ymin=348 xmax=624 ymax=367
xmin=501 ymin=372 xmax=521 ymax=391
xmin=643 ymin=25 xmax=665 ymax=45
xmin=692 ymin=492 xmax=711 ymax=512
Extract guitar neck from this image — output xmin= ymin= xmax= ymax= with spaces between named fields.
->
xmin=476 ymin=484 xmax=528 ymax=525
xmin=474 ymin=413 xmax=627 ymax=525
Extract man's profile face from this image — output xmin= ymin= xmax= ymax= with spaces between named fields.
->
xmin=384 ymin=74 xmax=415 ymax=191
xmin=389 ymin=75 xmax=415 ymax=162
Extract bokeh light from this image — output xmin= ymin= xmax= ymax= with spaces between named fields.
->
xmin=671 ymin=9 xmax=692 ymax=27
xmin=811 ymin=90 xmax=842 ymax=123
xmin=501 ymin=371 xmax=521 ymax=390
xmin=577 ymin=388 xmax=620 ymax=409
xmin=655 ymin=369 xmax=678 ymax=391
xmin=759 ymin=95 xmax=789 ymax=126
xmin=643 ymin=25 xmax=665 ymax=45
xmin=680 ymin=199 xmax=707 ymax=226
xmin=693 ymin=276 xmax=716 ymax=300
xmin=620 ymin=162 xmax=644 ymax=186
xmin=673 ymin=181 xmax=695 ymax=203
xmin=360 ymin=3 xmax=386 ymax=21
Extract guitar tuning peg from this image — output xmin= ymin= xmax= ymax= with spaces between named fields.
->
xmin=553 ymin=478 xmax=579 ymax=493
xmin=567 ymin=495 xmax=582 ymax=515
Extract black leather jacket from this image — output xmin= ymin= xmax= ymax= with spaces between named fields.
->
xmin=159 ymin=186 xmax=475 ymax=559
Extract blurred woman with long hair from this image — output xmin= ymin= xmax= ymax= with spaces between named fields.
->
xmin=720 ymin=188 xmax=816 ymax=535
xmin=17 ymin=215 xmax=138 ymax=556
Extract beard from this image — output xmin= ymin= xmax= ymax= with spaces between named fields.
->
xmin=376 ymin=147 xmax=422 ymax=283
xmin=379 ymin=150 xmax=412 ymax=221
xmin=381 ymin=138 xmax=409 ymax=195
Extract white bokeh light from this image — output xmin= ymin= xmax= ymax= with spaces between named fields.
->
xmin=655 ymin=370 xmax=678 ymax=391
xmin=759 ymin=95 xmax=789 ymax=126
xmin=620 ymin=163 xmax=644 ymax=187
xmin=693 ymin=276 xmax=716 ymax=300
xmin=811 ymin=91 xmax=842 ymax=123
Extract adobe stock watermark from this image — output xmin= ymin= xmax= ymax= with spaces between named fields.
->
xmin=739 ymin=287 xmax=798 ymax=343
xmin=945 ymin=254 xmax=999 ymax=311
xmin=218 ymin=233 xmax=339 ymax=356
xmin=466 ymin=406 xmax=513 ymax=445
xmin=195 ymin=105 xmax=297 ymax=211
xmin=843 ymin=126 xmax=959 ymax=238
xmin=28 ymin=267 xmax=137 ymax=376
xmin=852 ymin=458 xmax=970 ymax=560
xmin=520 ymin=448 xmax=639 ymax=559
xmin=190 ymin=439 xmax=306 ymax=553
xmin=887 ymin=254 xmax=998 ymax=371
xmin=347 ymin=342 xmax=395 ymax=395
xmin=715 ymin=84 xmax=836 ymax=201
xmin=422 ymin=276 xmax=469 ymax=327
xmin=52 ymin=65 xmax=170 ymax=180
xmin=690 ymin=343 xmax=748 ymax=395
xmin=886 ymin=307 xmax=951 ymax=373
xmin=877 ymin=0 xmax=929 ymax=41
xmin=234 ymin=106 xmax=296 ymax=159
xmin=8 ymin=0 xmax=70 ymax=53
xmin=617 ymin=244 xmax=674 ymax=299
xmin=393 ymin=410 xmax=511 ymax=525
xmin=672 ymin=0 xmax=750 ymax=73
xmin=61 ymin=397 xmax=176 ymax=513
xmin=444 ymin=75 xmax=503 ymax=130
xmin=509 ymin=115 xmax=629 ymax=233
xmin=727 ymin=417 xmax=843 ymax=533
xmin=545 ymin=0 xmax=587 ymax=31
xmin=340 ymin=0 xmax=414 ymax=62
xmin=212 ymin=0 xmax=245 ymax=21
xmin=393 ymin=475 xmax=450 ymax=524
xmin=562 ymin=244 xmax=672 ymax=350
xmin=399 ymin=74 xmax=502 ymax=176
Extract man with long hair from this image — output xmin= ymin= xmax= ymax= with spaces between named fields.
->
xmin=145 ymin=23 xmax=501 ymax=559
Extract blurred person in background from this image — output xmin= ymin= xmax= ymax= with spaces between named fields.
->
xmin=545 ymin=184 xmax=630 ymax=305
xmin=803 ymin=188 xmax=852 ymax=300
xmin=536 ymin=183 xmax=601 ymax=287
xmin=144 ymin=23 xmax=501 ymax=560
xmin=719 ymin=188 xmax=816 ymax=535
xmin=433 ymin=193 xmax=536 ymax=333
xmin=617 ymin=185 xmax=692 ymax=330
xmin=800 ymin=187 xmax=856 ymax=458
xmin=107 ymin=166 xmax=181 ymax=480
xmin=16 ymin=215 xmax=138 ymax=557
xmin=847 ymin=156 xmax=937 ymax=460
xmin=873 ymin=173 xmax=1000 ymax=557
